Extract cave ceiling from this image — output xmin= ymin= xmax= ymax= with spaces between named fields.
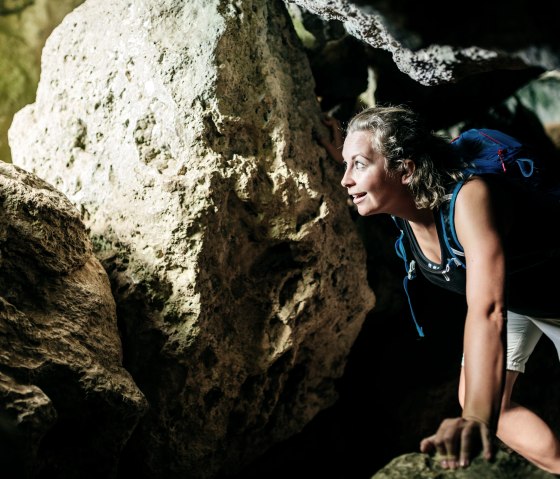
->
xmin=286 ymin=0 xmax=560 ymax=130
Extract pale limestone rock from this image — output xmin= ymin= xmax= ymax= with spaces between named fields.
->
xmin=0 ymin=0 xmax=84 ymax=163
xmin=9 ymin=0 xmax=375 ymax=477
xmin=0 ymin=162 xmax=147 ymax=478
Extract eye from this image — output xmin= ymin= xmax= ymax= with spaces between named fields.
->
xmin=342 ymin=160 xmax=348 ymax=170
xmin=355 ymin=160 xmax=366 ymax=170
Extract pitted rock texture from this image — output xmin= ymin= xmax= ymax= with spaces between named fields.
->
xmin=0 ymin=0 xmax=84 ymax=163
xmin=371 ymin=451 xmax=557 ymax=478
xmin=285 ymin=0 xmax=560 ymax=85
xmin=0 ymin=162 xmax=146 ymax=478
xmin=9 ymin=0 xmax=375 ymax=477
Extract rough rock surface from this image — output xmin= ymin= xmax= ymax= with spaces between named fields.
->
xmin=371 ymin=451 xmax=557 ymax=478
xmin=285 ymin=0 xmax=560 ymax=85
xmin=0 ymin=0 xmax=84 ymax=163
xmin=9 ymin=0 xmax=375 ymax=477
xmin=0 ymin=162 xmax=146 ymax=478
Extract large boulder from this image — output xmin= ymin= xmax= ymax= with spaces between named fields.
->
xmin=0 ymin=162 xmax=146 ymax=478
xmin=9 ymin=0 xmax=375 ymax=477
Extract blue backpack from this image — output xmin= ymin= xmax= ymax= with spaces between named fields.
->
xmin=441 ymin=128 xmax=555 ymax=268
xmin=452 ymin=128 xmax=538 ymax=179
xmin=393 ymin=128 xmax=559 ymax=337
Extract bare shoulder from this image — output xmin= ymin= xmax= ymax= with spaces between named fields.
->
xmin=455 ymin=176 xmax=494 ymax=212
xmin=458 ymin=176 xmax=492 ymax=195
xmin=456 ymin=175 xmax=512 ymax=211
xmin=455 ymin=175 xmax=511 ymax=240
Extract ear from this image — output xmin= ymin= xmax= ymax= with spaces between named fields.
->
xmin=401 ymin=159 xmax=415 ymax=185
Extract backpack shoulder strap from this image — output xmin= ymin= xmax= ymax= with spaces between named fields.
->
xmin=391 ymin=215 xmax=424 ymax=338
xmin=438 ymin=180 xmax=467 ymax=268
xmin=391 ymin=215 xmax=416 ymax=280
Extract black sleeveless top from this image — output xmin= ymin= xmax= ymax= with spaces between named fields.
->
xmin=394 ymin=176 xmax=560 ymax=317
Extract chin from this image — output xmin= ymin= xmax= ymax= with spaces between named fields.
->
xmin=356 ymin=206 xmax=375 ymax=216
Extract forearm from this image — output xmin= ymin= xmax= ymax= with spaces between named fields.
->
xmin=462 ymin=309 xmax=506 ymax=430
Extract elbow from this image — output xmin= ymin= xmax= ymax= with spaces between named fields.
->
xmin=487 ymin=303 xmax=507 ymax=331
xmin=467 ymin=301 xmax=507 ymax=332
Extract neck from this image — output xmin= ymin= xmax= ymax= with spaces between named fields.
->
xmin=407 ymin=207 xmax=434 ymax=227
xmin=391 ymin=201 xmax=434 ymax=226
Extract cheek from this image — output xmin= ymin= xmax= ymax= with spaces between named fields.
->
xmin=364 ymin=171 xmax=386 ymax=190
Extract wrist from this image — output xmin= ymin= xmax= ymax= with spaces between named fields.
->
xmin=462 ymin=414 xmax=489 ymax=425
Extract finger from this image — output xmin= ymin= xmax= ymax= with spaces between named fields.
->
xmin=459 ymin=424 xmax=473 ymax=468
xmin=432 ymin=436 xmax=448 ymax=468
xmin=443 ymin=432 xmax=459 ymax=469
xmin=420 ymin=435 xmax=450 ymax=469
xmin=480 ymin=425 xmax=494 ymax=460
xmin=419 ymin=435 xmax=436 ymax=454
xmin=434 ymin=418 xmax=462 ymax=469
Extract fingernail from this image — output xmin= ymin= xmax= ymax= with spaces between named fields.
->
xmin=459 ymin=459 xmax=469 ymax=468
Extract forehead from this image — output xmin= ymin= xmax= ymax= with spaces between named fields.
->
xmin=342 ymin=130 xmax=376 ymax=158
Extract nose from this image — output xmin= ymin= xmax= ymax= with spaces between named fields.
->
xmin=341 ymin=167 xmax=355 ymax=188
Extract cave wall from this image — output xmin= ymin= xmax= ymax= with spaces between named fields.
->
xmin=3 ymin=0 xmax=560 ymax=478
xmin=8 ymin=0 xmax=374 ymax=477
xmin=0 ymin=162 xmax=146 ymax=478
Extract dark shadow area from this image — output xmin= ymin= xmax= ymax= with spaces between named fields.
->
xmin=222 ymin=206 xmax=560 ymax=479
xmin=221 ymin=213 xmax=468 ymax=479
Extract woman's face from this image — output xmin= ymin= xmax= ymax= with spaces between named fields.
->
xmin=341 ymin=130 xmax=407 ymax=216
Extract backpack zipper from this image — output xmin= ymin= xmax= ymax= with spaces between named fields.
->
xmin=498 ymin=148 xmax=507 ymax=172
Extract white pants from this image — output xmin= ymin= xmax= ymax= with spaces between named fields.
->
xmin=506 ymin=311 xmax=560 ymax=373
xmin=462 ymin=311 xmax=560 ymax=373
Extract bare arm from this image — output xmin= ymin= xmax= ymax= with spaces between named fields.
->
xmin=459 ymin=178 xmax=506 ymax=434
xmin=420 ymin=177 xmax=507 ymax=468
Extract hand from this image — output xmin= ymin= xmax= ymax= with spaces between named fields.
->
xmin=313 ymin=114 xmax=344 ymax=164
xmin=419 ymin=416 xmax=494 ymax=469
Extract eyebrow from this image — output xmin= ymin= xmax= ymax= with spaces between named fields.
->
xmin=348 ymin=153 xmax=371 ymax=161
xmin=342 ymin=147 xmax=373 ymax=162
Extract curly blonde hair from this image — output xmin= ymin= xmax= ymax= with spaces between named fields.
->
xmin=346 ymin=105 xmax=466 ymax=209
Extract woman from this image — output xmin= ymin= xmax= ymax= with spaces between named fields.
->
xmin=319 ymin=105 xmax=560 ymax=472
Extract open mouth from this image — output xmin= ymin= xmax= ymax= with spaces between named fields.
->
xmin=351 ymin=192 xmax=367 ymax=203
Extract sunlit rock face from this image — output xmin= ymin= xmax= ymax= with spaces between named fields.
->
xmin=0 ymin=162 xmax=146 ymax=478
xmin=9 ymin=0 xmax=375 ymax=477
